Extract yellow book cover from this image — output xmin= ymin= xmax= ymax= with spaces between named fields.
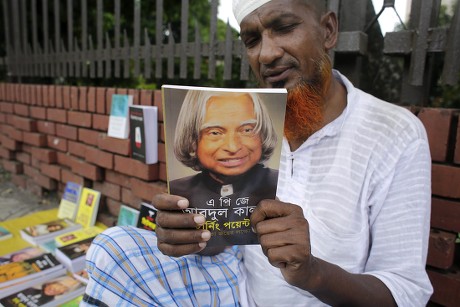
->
xmin=54 ymin=226 xmax=104 ymax=247
xmin=75 ymin=188 xmax=101 ymax=228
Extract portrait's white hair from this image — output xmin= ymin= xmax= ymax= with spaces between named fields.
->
xmin=232 ymin=0 xmax=272 ymax=24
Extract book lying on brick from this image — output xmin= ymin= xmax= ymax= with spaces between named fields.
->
xmin=117 ymin=205 xmax=140 ymax=227
xmin=19 ymin=219 xmax=82 ymax=246
xmin=54 ymin=226 xmax=103 ymax=247
xmin=162 ymin=85 xmax=287 ymax=246
xmin=0 ymin=253 xmax=66 ymax=298
xmin=57 ymin=182 xmax=83 ymax=220
xmin=136 ymin=202 xmax=157 ymax=232
xmin=129 ymin=105 xmax=159 ymax=164
xmin=107 ymin=94 xmax=133 ymax=139
xmin=0 ymin=226 xmax=12 ymax=242
xmin=0 ymin=247 xmax=46 ymax=266
xmin=75 ymin=188 xmax=101 ymax=228
xmin=0 ymin=274 xmax=86 ymax=307
xmin=55 ymin=237 xmax=94 ymax=272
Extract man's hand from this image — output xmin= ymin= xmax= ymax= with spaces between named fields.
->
xmin=153 ymin=193 xmax=212 ymax=257
xmin=251 ymin=199 xmax=318 ymax=290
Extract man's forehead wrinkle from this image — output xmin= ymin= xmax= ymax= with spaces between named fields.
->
xmin=241 ymin=10 xmax=301 ymax=36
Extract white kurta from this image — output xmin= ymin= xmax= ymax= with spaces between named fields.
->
xmin=241 ymin=71 xmax=433 ymax=306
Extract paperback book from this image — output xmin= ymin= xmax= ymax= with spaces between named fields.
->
xmin=57 ymin=182 xmax=83 ymax=220
xmin=0 ymin=226 xmax=12 ymax=242
xmin=162 ymin=85 xmax=287 ymax=246
xmin=75 ymin=188 xmax=101 ymax=228
xmin=72 ymin=269 xmax=89 ymax=284
xmin=55 ymin=237 xmax=94 ymax=272
xmin=0 ymin=274 xmax=86 ymax=307
xmin=0 ymin=253 xmax=66 ymax=298
xmin=107 ymin=94 xmax=133 ymax=139
xmin=19 ymin=219 xmax=82 ymax=246
xmin=129 ymin=105 xmax=159 ymax=164
xmin=54 ymin=226 xmax=103 ymax=247
xmin=117 ymin=205 xmax=140 ymax=227
xmin=0 ymin=247 xmax=46 ymax=266
xmin=136 ymin=202 xmax=157 ymax=232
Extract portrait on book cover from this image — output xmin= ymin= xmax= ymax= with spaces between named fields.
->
xmin=163 ymin=86 xmax=287 ymax=246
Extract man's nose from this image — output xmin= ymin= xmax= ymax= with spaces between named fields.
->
xmin=223 ymin=132 xmax=242 ymax=152
xmin=258 ymin=33 xmax=283 ymax=65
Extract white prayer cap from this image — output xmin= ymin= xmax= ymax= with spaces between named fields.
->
xmin=232 ymin=0 xmax=273 ymax=25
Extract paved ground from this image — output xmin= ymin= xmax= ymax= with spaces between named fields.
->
xmin=0 ymin=167 xmax=59 ymax=222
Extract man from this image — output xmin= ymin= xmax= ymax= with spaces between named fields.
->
xmin=169 ymin=90 xmax=280 ymax=246
xmin=83 ymin=1 xmax=432 ymax=306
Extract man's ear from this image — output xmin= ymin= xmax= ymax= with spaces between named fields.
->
xmin=321 ymin=11 xmax=338 ymax=51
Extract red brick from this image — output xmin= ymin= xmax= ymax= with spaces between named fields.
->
xmin=455 ymin=120 xmax=460 ymax=165
xmin=159 ymin=162 xmax=167 ymax=182
xmin=14 ymin=104 xmax=29 ymax=116
xmin=105 ymin=170 xmax=131 ymax=189
xmin=85 ymin=146 xmax=114 ymax=169
xmin=16 ymin=152 xmax=31 ymax=165
xmin=130 ymin=178 xmax=167 ymax=203
xmin=0 ymin=135 xmax=21 ymax=150
xmin=37 ymin=121 xmax=56 ymax=135
xmin=57 ymin=152 xmax=77 ymax=169
xmin=30 ymin=106 xmax=47 ymax=120
xmin=46 ymin=86 xmax=56 ymax=107
xmin=47 ymin=136 xmax=68 ymax=152
xmin=154 ymin=90 xmax=163 ymax=122
xmin=22 ymin=132 xmax=47 ymax=146
xmin=68 ymin=141 xmax=87 ymax=158
xmin=79 ymin=86 xmax=88 ymax=111
xmin=97 ymin=134 xmax=130 ymax=156
xmin=129 ymin=89 xmax=140 ymax=106
xmin=121 ymin=187 xmax=142 ymax=207
xmin=35 ymin=173 xmax=58 ymax=190
xmin=61 ymin=169 xmax=87 ymax=186
xmin=87 ymin=87 xmax=97 ymax=112
xmin=71 ymin=159 xmax=103 ymax=181
xmin=94 ymin=181 xmax=121 ymax=201
xmin=0 ymin=147 xmax=10 ymax=160
xmin=13 ymin=116 xmax=37 ymax=131
xmin=114 ymin=155 xmax=159 ymax=180
xmin=31 ymin=147 xmax=57 ymax=163
xmin=427 ymin=229 xmax=456 ymax=269
xmin=68 ymin=110 xmax=92 ymax=128
xmin=36 ymin=85 xmax=45 ymax=106
xmin=31 ymin=156 xmax=41 ymax=168
xmin=159 ymin=123 xmax=165 ymax=143
xmin=428 ymin=268 xmax=460 ymax=306
xmin=0 ymin=113 xmax=5 ymax=124
xmin=418 ymin=108 xmax=455 ymax=162
xmin=105 ymin=197 xmax=123 ymax=216
xmin=62 ymin=86 xmax=71 ymax=109
xmin=97 ymin=212 xmax=117 ymax=228
xmin=0 ymin=102 xmax=13 ymax=113
xmin=78 ymin=128 xmax=100 ymax=146
xmin=56 ymin=124 xmax=78 ymax=140
xmin=92 ymin=114 xmax=109 ymax=131
xmin=96 ymin=87 xmax=107 ymax=114
xmin=9 ymin=128 xmax=23 ymax=142
xmin=40 ymin=163 xmax=61 ymax=180
xmin=140 ymin=90 xmax=154 ymax=106
xmin=116 ymin=88 xmax=129 ymax=95
xmin=431 ymin=197 xmax=460 ymax=233
xmin=11 ymin=174 xmax=27 ymax=189
xmin=47 ymin=108 xmax=67 ymax=123
xmin=70 ymin=86 xmax=79 ymax=110
xmin=106 ymin=88 xmax=116 ymax=115
xmin=158 ymin=143 xmax=166 ymax=162
xmin=2 ymin=160 xmax=23 ymax=174
xmin=55 ymin=86 xmax=64 ymax=108
xmin=22 ymin=144 xmax=32 ymax=154
xmin=24 ymin=164 xmax=39 ymax=178
xmin=432 ymin=164 xmax=460 ymax=198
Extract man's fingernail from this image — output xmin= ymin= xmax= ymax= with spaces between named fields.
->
xmin=251 ymin=227 xmax=257 ymax=233
xmin=177 ymin=199 xmax=188 ymax=208
xmin=194 ymin=215 xmax=206 ymax=225
xmin=201 ymin=231 xmax=211 ymax=240
xmin=198 ymin=242 xmax=207 ymax=248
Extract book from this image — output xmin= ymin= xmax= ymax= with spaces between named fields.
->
xmin=75 ymin=188 xmax=101 ymax=228
xmin=54 ymin=226 xmax=103 ymax=247
xmin=0 ymin=226 xmax=12 ymax=242
xmin=19 ymin=219 xmax=82 ymax=246
xmin=0 ymin=253 xmax=66 ymax=298
xmin=38 ymin=240 xmax=59 ymax=254
xmin=55 ymin=237 xmax=94 ymax=272
xmin=107 ymin=94 xmax=133 ymax=139
xmin=136 ymin=202 xmax=158 ymax=232
xmin=129 ymin=105 xmax=159 ymax=164
xmin=72 ymin=269 xmax=89 ymax=284
xmin=117 ymin=205 xmax=140 ymax=226
xmin=57 ymin=182 xmax=83 ymax=220
xmin=0 ymin=247 xmax=46 ymax=266
xmin=0 ymin=274 xmax=86 ymax=307
xmin=162 ymin=85 xmax=287 ymax=247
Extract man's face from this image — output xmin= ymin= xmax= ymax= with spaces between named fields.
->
xmin=44 ymin=282 xmax=67 ymax=296
xmin=240 ymin=0 xmax=327 ymax=89
xmin=197 ymin=94 xmax=262 ymax=178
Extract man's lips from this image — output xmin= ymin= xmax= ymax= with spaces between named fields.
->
xmin=217 ymin=156 xmax=249 ymax=168
xmin=262 ymin=67 xmax=293 ymax=84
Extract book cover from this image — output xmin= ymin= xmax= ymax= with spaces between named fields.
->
xmin=75 ymin=188 xmax=101 ymax=228
xmin=57 ymin=182 xmax=83 ymax=220
xmin=19 ymin=219 xmax=82 ymax=246
xmin=54 ymin=226 xmax=103 ymax=247
xmin=107 ymin=94 xmax=133 ymax=139
xmin=0 ymin=274 xmax=86 ymax=307
xmin=55 ymin=237 xmax=94 ymax=272
xmin=0 ymin=226 xmax=12 ymax=242
xmin=0 ymin=253 xmax=66 ymax=297
xmin=38 ymin=240 xmax=59 ymax=254
xmin=136 ymin=202 xmax=158 ymax=232
xmin=117 ymin=205 xmax=140 ymax=227
xmin=129 ymin=105 xmax=159 ymax=164
xmin=72 ymin=269 xmax=89 ymax=284
xmin=0 ymin=247 xmax=46 ymax=266
xmin=162 ymin=85 xmax=287 ymax=247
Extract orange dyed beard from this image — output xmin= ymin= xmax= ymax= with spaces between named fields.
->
xmin=284 ymin=54 xmax=332 ymax=144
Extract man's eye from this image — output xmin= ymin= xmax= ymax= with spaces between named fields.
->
xmin=243 ymin=37 xmax=260 ymax=48
xmin=240 ymin=125 xmax=256 ymax=135
xmin=274 ymin=24 xmax=296 ymax=33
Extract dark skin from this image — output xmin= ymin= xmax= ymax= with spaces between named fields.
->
xmin=154 ymin=0 xmax=397 ymax=305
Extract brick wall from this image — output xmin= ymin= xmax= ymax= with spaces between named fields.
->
xmin=1 ymin=83 xmax=460 ymax=305
xmin=0 ymin=83 xmax=167 ymax=227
